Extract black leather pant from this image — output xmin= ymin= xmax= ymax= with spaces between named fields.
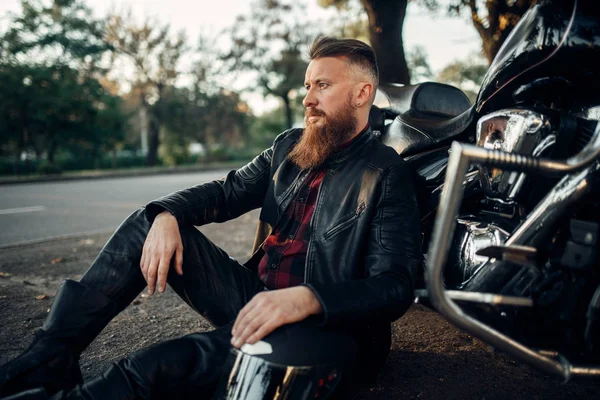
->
xmin=77 ymin=208 xmax=266 ymax=399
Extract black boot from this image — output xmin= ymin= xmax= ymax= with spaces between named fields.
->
xmin=3 ymin=327 xmax=232 ymax=400
xmin=0 ymin=280 xmax=118 ymax=398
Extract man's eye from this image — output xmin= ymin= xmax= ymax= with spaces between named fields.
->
xmin=305 ymin=85 xmax=310 ymax=90
xmin=319 ymin=83 xmax=328 ymax=89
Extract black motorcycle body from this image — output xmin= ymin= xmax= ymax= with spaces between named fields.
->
xmin=372 ymin=0 xmax=600 ymax=380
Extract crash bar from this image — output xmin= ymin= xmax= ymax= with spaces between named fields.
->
xmin=426 ymin=121 xmax=600 ymax=381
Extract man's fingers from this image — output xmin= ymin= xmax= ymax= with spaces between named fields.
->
xmin=140 ymin=249 xmax=146 ymax=273
xmin=245 ymin=319 xmax=279 ymax=345
xmin=174 ymin=246 xmax=183 ymax=276
xmin=232 ymin=305 xmax=251 ymax=337
xmin=232 ymin=296 xmax=260 ymax=336
xmin=156 ymin=254 xmax=171 ymax=293
xmin=146 ymin=258 xmax=158 ymax=294
xmin=233 ymin=316 xmax=264 ymax=348
xmin=140 ymin=245 xmax=149 ymax=281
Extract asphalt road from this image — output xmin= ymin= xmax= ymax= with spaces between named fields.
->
xmin=0 ymin=170 xmax=231 ymax=246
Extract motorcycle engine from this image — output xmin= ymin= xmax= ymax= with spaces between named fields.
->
xmin=444 ymin=218 xmax=510 ymax=289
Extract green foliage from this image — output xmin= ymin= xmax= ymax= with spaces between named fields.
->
xmin=0 ymin=152 xmax=152 ymax=176
xmin=247 ymin=106 xmax=289 ymax=152
xmin=1 ymin=0 xmax=109 ymax=69
xmin=0 ymin=0 xmax=277 ymax=176
xmin=414 ymin=0 xmax=536 ymax=63
xmin=407 ymin=46 xmax=434 ymax=84
xmin=36 ymin=160 xmax=62 ymax=175
xmin=221 ymin=0 xmax=314 ymax=128
xmin=317 ymin=0 xmax=369 ymax=40
xmin=0 ymin=63 xmax=126 ymax=164
xmin=105 ymin=10 xmax=188 ymax=166
xmin=436 ymin=54 xmax=487 ymax=102
xmin=0 ymin=0 xmax=126 ymax=172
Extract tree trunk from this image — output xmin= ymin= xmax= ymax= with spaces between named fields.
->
xmin=139 ymin=94 xmax=149 ymax=156
xmin=147 ymin=84 xmax=166 ymax=167
xmin=361 ymin=0 xmax=410 ymax=85
xmin=47 ymin=140 xmax=56 ymax=164
xmin=147 ymin=111 xmax=160 ymax=166
xmin=282 ymin=93 xmax=293 ymax=129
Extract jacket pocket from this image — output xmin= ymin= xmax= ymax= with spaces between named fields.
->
xmin=323 ymin=203 xmax=366 ymax=240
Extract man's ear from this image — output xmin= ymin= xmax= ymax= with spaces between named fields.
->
xmin=356 ymin=82 xmax=374 ymax=107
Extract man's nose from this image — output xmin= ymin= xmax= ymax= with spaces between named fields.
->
xmin=302 ymin=88 xmax=317 ymax=108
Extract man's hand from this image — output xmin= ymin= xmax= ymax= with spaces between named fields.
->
xmin=231 ymin=286 xmax=323 ymax=348
xmin=140 ymin=211 xmax=184 ymax=295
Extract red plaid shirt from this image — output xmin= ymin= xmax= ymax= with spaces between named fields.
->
xmin=257 ymin=169 xmax=326 ymax=289
xmin=258 ymin=125 xmax=368 ymax=290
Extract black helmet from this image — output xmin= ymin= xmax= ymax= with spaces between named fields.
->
xmin=214 ymin=321 xmax=357 ymax=400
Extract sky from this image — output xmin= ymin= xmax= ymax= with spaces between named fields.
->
xmin=0 ymin=0 xmax=482 ymax=112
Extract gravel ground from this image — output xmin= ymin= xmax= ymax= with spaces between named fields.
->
xmin=1 ymin=210 xmax=598 ymax=399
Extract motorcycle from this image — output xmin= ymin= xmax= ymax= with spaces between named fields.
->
xmin=216 ymin=1 xmax=599 ymax=398
xmin=371 ymin=0 xmax=600 ymax=381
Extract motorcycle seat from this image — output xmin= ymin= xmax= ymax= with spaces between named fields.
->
xmin=376 ymin=82 xmax=474 ymax=156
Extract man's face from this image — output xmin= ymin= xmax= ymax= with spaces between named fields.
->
xmin=302 ymin=56 xmax=357 ymax=129
xmin=287 ymin=57 xmax=359 ymax=170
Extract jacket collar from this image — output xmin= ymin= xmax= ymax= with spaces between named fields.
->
xmin=326 ymin=126 xmax=374 ymax=166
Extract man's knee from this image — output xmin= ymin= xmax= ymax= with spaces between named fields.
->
xmin=101 ymin=207 xmax=151 ymax=256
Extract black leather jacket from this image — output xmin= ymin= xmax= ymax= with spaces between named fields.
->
xmin=145 ymin=127 xmax=422 ymax=346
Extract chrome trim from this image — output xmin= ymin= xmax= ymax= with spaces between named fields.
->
xmin=476 ymin=244 xmax=537 ymax=265
xmin=569 ymin=367 xmax=600 ymax=377
xmin=476 ymin=109 xmax=553 ymax=200
xmin=446 ymin=291 xmax=533 ymax=307
xmin=426 ymin=119 xmax=600 ymax=381
xmin=506 ymin=165 xmax=596 ymax=248
xmin=508 ymin=134 xmax=557 ymax=198
xmin=538 ymin=350 xmax=559 ymax=358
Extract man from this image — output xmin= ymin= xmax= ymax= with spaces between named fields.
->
xmin=0 ymin=35 xmax=422 ymax=399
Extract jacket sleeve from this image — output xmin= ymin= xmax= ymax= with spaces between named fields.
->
xmin=306 ymin=162 xmax=423 ymax=325
xmin=144 ymin=137 xmax=281 ymax=226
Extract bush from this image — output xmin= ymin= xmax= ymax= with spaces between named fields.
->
xmin=36 ymin=161 xmax=62 ymax=175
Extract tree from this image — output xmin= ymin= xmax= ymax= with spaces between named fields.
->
xmin=428 ymin=0 xmax=536 ymax=64
xmin=320 ymin=0 xmax=535 ymax=83
xmin=0 ymin=63 xmax=125 ymax=169
xmin=319 ymin=0 xmax=412 ymax=84
xmin=0 ymin=0 xmax=125 ymax=169
xmin=1 ymin=0 xmax=109 ymax=70
xmin=105 ymin=10 xmax=187 ymax=166
xmin=222 ymin=0 xmax=313 ymax=129
xmin=407 ymin=46 xmax=434 ymax=83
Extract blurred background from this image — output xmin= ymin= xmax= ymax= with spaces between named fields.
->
xmin=0 ymin=0 xmax=535 ymax=177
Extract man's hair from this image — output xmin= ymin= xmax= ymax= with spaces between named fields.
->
xmin=308 ymin=35 xmax=379 ymax=89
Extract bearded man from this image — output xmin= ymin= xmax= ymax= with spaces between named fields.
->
xmin=0 ymin=36 xmax=422 ymax=399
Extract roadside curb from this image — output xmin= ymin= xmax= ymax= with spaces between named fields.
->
xmin=0 ymin=228 xmax=115 ymax=250
xmin=0 ymin=161 xmax=248 ymax=186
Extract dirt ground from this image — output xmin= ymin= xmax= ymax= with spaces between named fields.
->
xmin=1 ymin=209 xmax=598 ymax=399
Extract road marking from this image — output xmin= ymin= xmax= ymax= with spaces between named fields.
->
xmin=0 ymin=205 xmax=47 ymax=215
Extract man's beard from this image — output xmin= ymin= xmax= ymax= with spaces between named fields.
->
xmin=288 ymin=101 xmax=358 ymax=170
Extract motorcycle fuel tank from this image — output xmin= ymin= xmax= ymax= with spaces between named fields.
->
xmin=476 ymin=0 xmax=600 ymax=113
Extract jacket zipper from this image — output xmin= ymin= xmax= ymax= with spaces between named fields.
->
xmin=276 ymin=169 xmax=309 ymax=211
xmin=322 ymin=203 xmax=366 ymax=240
xmin=304 ymin=169 xmax=328 ymax=283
